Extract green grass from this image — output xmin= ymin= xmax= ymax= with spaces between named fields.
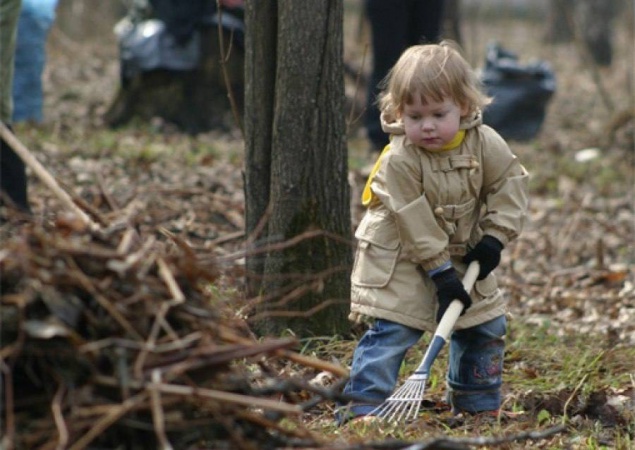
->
xmin=303 ymin=319 xmax=635 ymax=449
xmin=12 ymin=121 xmax=243 ymax=169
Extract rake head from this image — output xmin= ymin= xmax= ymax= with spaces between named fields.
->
xmin=369 ymin=372 xmax=428 ymax=422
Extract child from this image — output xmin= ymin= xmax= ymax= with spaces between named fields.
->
xmin=339 ymin=41 xmax=529 ymax=422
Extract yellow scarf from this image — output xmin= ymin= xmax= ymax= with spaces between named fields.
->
xmin=361 ymin=130 xmax=466 ymax=206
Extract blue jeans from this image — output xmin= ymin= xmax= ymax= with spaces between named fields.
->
xmin=337 ymin=315 xmax=506 ymax=422
xmin=12 ymin=0 xmax=58 ymax=122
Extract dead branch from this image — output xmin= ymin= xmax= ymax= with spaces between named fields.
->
xmin=0 ymin=217 xmax=350 ymax=449
xmin=216 ymin=0 xmax=244 ymax=136
xmin=337 ymin=424 xmax=566 ymax=449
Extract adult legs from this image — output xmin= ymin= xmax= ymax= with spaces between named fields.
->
xmin=364 ymin=0 xmax=411 ymax=152
xmin=0 ymin=0 xmax=30 ymax=213
xmin=364 ymin=0 xmax=446 ymax=152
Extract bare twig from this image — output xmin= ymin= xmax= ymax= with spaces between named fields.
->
xmin=219 ymin=227 xmax=354 ymax=264
xmin=215 ymin=0 xmax=244 ymax=135
xmin=68 ymin=258 xmax=144 ymax=341
xmin=0 ymin=358 xmax=16 ymax=450
xmin=96 ymin=171 xmax=120 ymax=211
xmin=207 ymin=229 xmax=245 ymax=246
xmin=346 ymin=44 xmax=369 ymax=132
xmin=0 ymin=296 xmax=27 ymax=450
xmin=142 ymin=338 xmax=299 ymax=378
xmin=218 ymin=328 xmax=349 ymax=378
xmin=80 ymin=333 xmax=202 ymax=355
xmin=338 ymin=424 xmax=566 ymax=449
xmin=150 ymin=382 xmax=303 ymax=414
xmin=68 ymin=392 xmax=149 ymax=450
xmin=563 ymin=372 xmax=590 ymax=423
xmin=106 ymin=234 xmax=157 ymax=275
xmin=52 ymin=383 xmax=69 ymax=450
xmin=156 ymin=257 xmax=185 ymax=304
xmin=150 ymin=370 xmax=174 ymax=450
xmin=133 ymin=301 xmax=179 ymax=379
xmin=248 ymin=297 xmax=348 ymax=322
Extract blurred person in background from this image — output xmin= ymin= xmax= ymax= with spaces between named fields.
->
xmin=1 ymin=0 xmax=31 ymax=214
xmin=12 ymin=0 xmax=58 ymax=123
xmin=364 ymin=0 xmax=445 ymax=155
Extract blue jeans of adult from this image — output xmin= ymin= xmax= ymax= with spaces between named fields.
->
xmin=12 ymin=0 xmax=58 ymax=123
xmin=337 ymin=315 xmax=506 ymax=422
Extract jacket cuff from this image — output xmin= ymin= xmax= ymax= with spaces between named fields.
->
xmin=420 ymin=250 xmax=451 ymax=272
xmin=482 ymin=228 xmax=511 ymax=247
xmin=427 ymin=261 xmax=452 ymax=277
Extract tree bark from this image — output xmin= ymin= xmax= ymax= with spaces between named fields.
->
xmin=244 ymin=0 xmax=352 ymax=337
xmin=544 ymin=0 xmax=616 ymax=67
xmin=442 ymin=0 xmax=462 ymax=45
xmin=574 ymin=0 xmax=616 ymax=66
xmin=543 ymin=0 xmax=574 ymax=43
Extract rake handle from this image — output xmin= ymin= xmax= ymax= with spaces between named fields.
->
xmin=0 ymin=120 xmax=98 ymax=230
xmin=414 ymin=261 xmax=480 ymax=375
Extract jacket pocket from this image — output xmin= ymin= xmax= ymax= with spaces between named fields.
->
xmin=351 ymin=212 xmax=401 ymax=288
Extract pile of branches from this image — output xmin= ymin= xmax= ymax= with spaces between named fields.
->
xmin=0 ymin=212 xmax=348 ymax=450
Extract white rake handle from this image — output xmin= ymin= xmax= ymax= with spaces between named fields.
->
xmin=414 ymin=261 xmax=480 ymax=375
xmin=436 ymin=261 xmax=480 ymax=340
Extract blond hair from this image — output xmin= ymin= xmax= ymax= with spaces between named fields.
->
xmin=378 ymin=40 xmax=491 ymax=118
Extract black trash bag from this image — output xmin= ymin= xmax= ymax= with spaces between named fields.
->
xmin=116 ymin=18 xmax=201 ymax=83
xmin=149 ymin=0 xmax=245 ymax=48
xmin=114 ymin=1 xmax=244 ymax=84
xmin=481 ymin=43 xmax=556 ymax=141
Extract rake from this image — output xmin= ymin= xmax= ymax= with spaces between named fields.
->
xmin=369 ymin=261 xmax=480 ymax=422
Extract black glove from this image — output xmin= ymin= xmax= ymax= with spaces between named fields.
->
xmin=462 ymin=235 xmax=504 ymax=280
xmin=431 ymin=268 xmax=472 ymax=323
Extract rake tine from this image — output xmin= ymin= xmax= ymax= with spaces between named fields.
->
xmin=403 ymin=386 xmax=424 ymax=421
xmin=372 ymin=376 xmax=427 ymax=422
xmin=384 ymin=397 xmax=407 ymax=422
xmin=375 ymin=391 xmax=401 ymax=420
xmin=402 ymin=381 xmax=424 ymax=421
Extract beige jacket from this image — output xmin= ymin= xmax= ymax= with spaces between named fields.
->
xmin=350 ymin=110 xmax=529 ymax=332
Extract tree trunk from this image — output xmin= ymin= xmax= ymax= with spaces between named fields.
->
xmin=543 ymin=0 xmax=574 ymax=43
xmin=544 ymin=0 xmax=615 ymax=67
xmin=244 ymin=0 xmax=352 ymax=337
xmin=574 ymin=0 xmax=616 ymax=66
xmin=442 ymin=0 xmax=462 ymax=45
